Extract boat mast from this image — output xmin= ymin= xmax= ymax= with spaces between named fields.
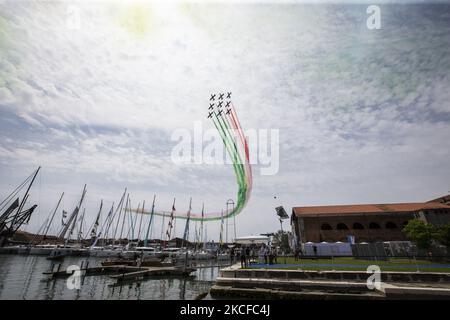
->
xmin=182 ymin=197 xmax=192 ymax=250
xmin=194 ymin=220 xmax=198 ymax=252
xmin=42 ymin=192 xmax=64 ymax=240
xmin=77 ymin=208 xmax=85 ymax=242
xmin=86 ymin=199 xmax=102 ymax=241
xmin=101 ymin=202 xmax=114 ymax=243
xmin=112 ymin=188 xmax=127 ymax=242
xmin=128 ymin=199 xmax=138 ymax=241
xmin=144 ymin=194 xmax=156 ymax=247
xmin=219 ymin=209 xmax=224 ymax=246
xmin=99 ymin=202 xmax=113 ymax=246
xmin=160 ymin=207 xmax=165 ymax=250
xmin=58 ymin=184 xmax=87 ymax=244
xmin=165 ymin=198 xmax=176 ymax=248
xmin=137 ymin=200 xmax=145 ymax=241
xmin=11 ymin=167 xmax=40 ymax=227
xmin=90 ymin=202 xmax=113 ymax=248
xmin=118 ymin=193 xmax=129 ymax=243
xmin=200 ymin=203 xmax=204 ymax=250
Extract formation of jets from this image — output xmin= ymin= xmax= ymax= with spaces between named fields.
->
xmin=210 ymin=92 xmax=232 ymax=101
xmin=207 ymin=92 xmax=232 ymax=119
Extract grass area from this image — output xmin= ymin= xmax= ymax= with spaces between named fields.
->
xmin=245 ymin=257 xmax=450 ymax=272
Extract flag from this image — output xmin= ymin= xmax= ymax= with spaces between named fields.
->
xmin=182 ymin=198 xmax=192 ymax=242
xmin=61 ymin=210 xmax=67 ymax=226
xmin=91 ymin=206 xmax=107 ymax=238
xmin=219 ymin=210 xmax=224 ymax=245
xmin=347 ymin=235 xmax=355 ymax=244
xmin=166 ymin=198 xmax=176 ymax=241
xmin=200 ymin=203 xmax=204 ymax=246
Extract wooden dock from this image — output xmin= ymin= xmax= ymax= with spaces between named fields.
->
xmin=43 ymin=264 xmax=196 ymax=281
xmin=43 ymin=265 xmax=143 ymax=278
xmin=110 ymin=266 xmax=196 ymax=281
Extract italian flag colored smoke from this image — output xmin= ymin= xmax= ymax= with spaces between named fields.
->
xmin=139 ymin=100 xmax=252 ymax=221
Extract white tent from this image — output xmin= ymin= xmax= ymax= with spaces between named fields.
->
xmin=234 ymin=235 xmax=270 ymax=245
xmin=302 ymin=241 xmax=352 ymax=256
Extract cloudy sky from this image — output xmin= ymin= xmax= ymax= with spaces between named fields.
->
xmin=1 ymin=0 xmax=449 ymax=241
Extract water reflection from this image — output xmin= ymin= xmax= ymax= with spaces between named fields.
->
xmin=0 ymin=254 xmax=227 ymax=300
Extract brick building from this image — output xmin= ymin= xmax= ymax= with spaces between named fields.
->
xmin=291 ymin=196 xmax=450 ymax=244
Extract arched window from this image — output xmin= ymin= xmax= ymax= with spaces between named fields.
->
xmin=321 ymin=223 xmax=333 ymax=230
xmin=385 ymin=222 xmax=397 ymax=229
xmin=353 ymin=222 xmax=364 ymax=230
xmin=369 ymin=222 xmax=381 ymax=229
xmin=336 ymin=223 xmax=349 ymax=230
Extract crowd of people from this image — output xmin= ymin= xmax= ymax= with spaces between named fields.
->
xmin=236 ymin=244 xmax=280 ymax=268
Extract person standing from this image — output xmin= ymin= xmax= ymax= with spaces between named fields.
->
xmin=245 ymin=246 xmax=251 ymax=267
xmin=240 ymin=246 xmax=247 ymax=268
xmin=258 ymin=245 xmax=265 ymax=264
xmin=264 ymin=245 xmax=268 ymax=265
xmin=230 ymin=247 xmax=235 ymax=264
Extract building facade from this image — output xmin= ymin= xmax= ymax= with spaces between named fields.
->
xmin=291 ymin=197 xmax=450 ymax=244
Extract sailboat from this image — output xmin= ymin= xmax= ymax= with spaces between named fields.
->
xmin=193 ymin=204 xmax=214 ymax=260
xmin=0 ymin=167 xmax=40 ymax=248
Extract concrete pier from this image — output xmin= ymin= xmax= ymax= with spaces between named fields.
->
xmin=210 ymin=264 xmax=450 ymax=299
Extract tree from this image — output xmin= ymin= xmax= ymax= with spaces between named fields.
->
xmin=402 ymin=219 xmax=437 ymax=250
xmin=273 ymin=230 xmax=291 ymax=252
xmin=435 ymin=222 xmax=450 ymax=248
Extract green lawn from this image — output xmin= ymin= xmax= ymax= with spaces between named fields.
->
xmin=245 ymin=257 xmax=450 ymax=272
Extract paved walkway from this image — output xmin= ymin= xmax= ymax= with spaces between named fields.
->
xmin=248 ymin=262 xmax=450 ymax=269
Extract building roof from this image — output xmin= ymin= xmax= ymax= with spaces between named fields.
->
xmin=292 ymin=202 xmax=450 ymax=217
xmin=427 ymin=194 xmax=450 ymax=204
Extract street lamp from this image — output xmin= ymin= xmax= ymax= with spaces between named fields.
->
xmin=275 ymin=205 xmax=289 ymax=264
xmin=226 ymin=199 xmax=235 ymax=243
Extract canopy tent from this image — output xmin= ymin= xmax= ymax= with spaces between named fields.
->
xmin=302 ymin=241 xmax=353 ymax=256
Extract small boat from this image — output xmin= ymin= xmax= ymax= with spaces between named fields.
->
xmin=101 ymin=259 xmax=134 ymax=266
xmin=46 ymin=250 xmax=67 ymax=260
xmin=217 ymin=253 xmax=230 ymax=260
xmin=193 ymin=251 xmax=215 ymax=260
xmin=101 ymin=256 xmax=172 ymax=267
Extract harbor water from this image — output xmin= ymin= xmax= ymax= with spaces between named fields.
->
xmin=0 ymin=254 xmax=225 ymax=300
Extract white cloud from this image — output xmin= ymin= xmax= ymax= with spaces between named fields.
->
xmin=0 ymin=1 xmax=449 ymax=238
